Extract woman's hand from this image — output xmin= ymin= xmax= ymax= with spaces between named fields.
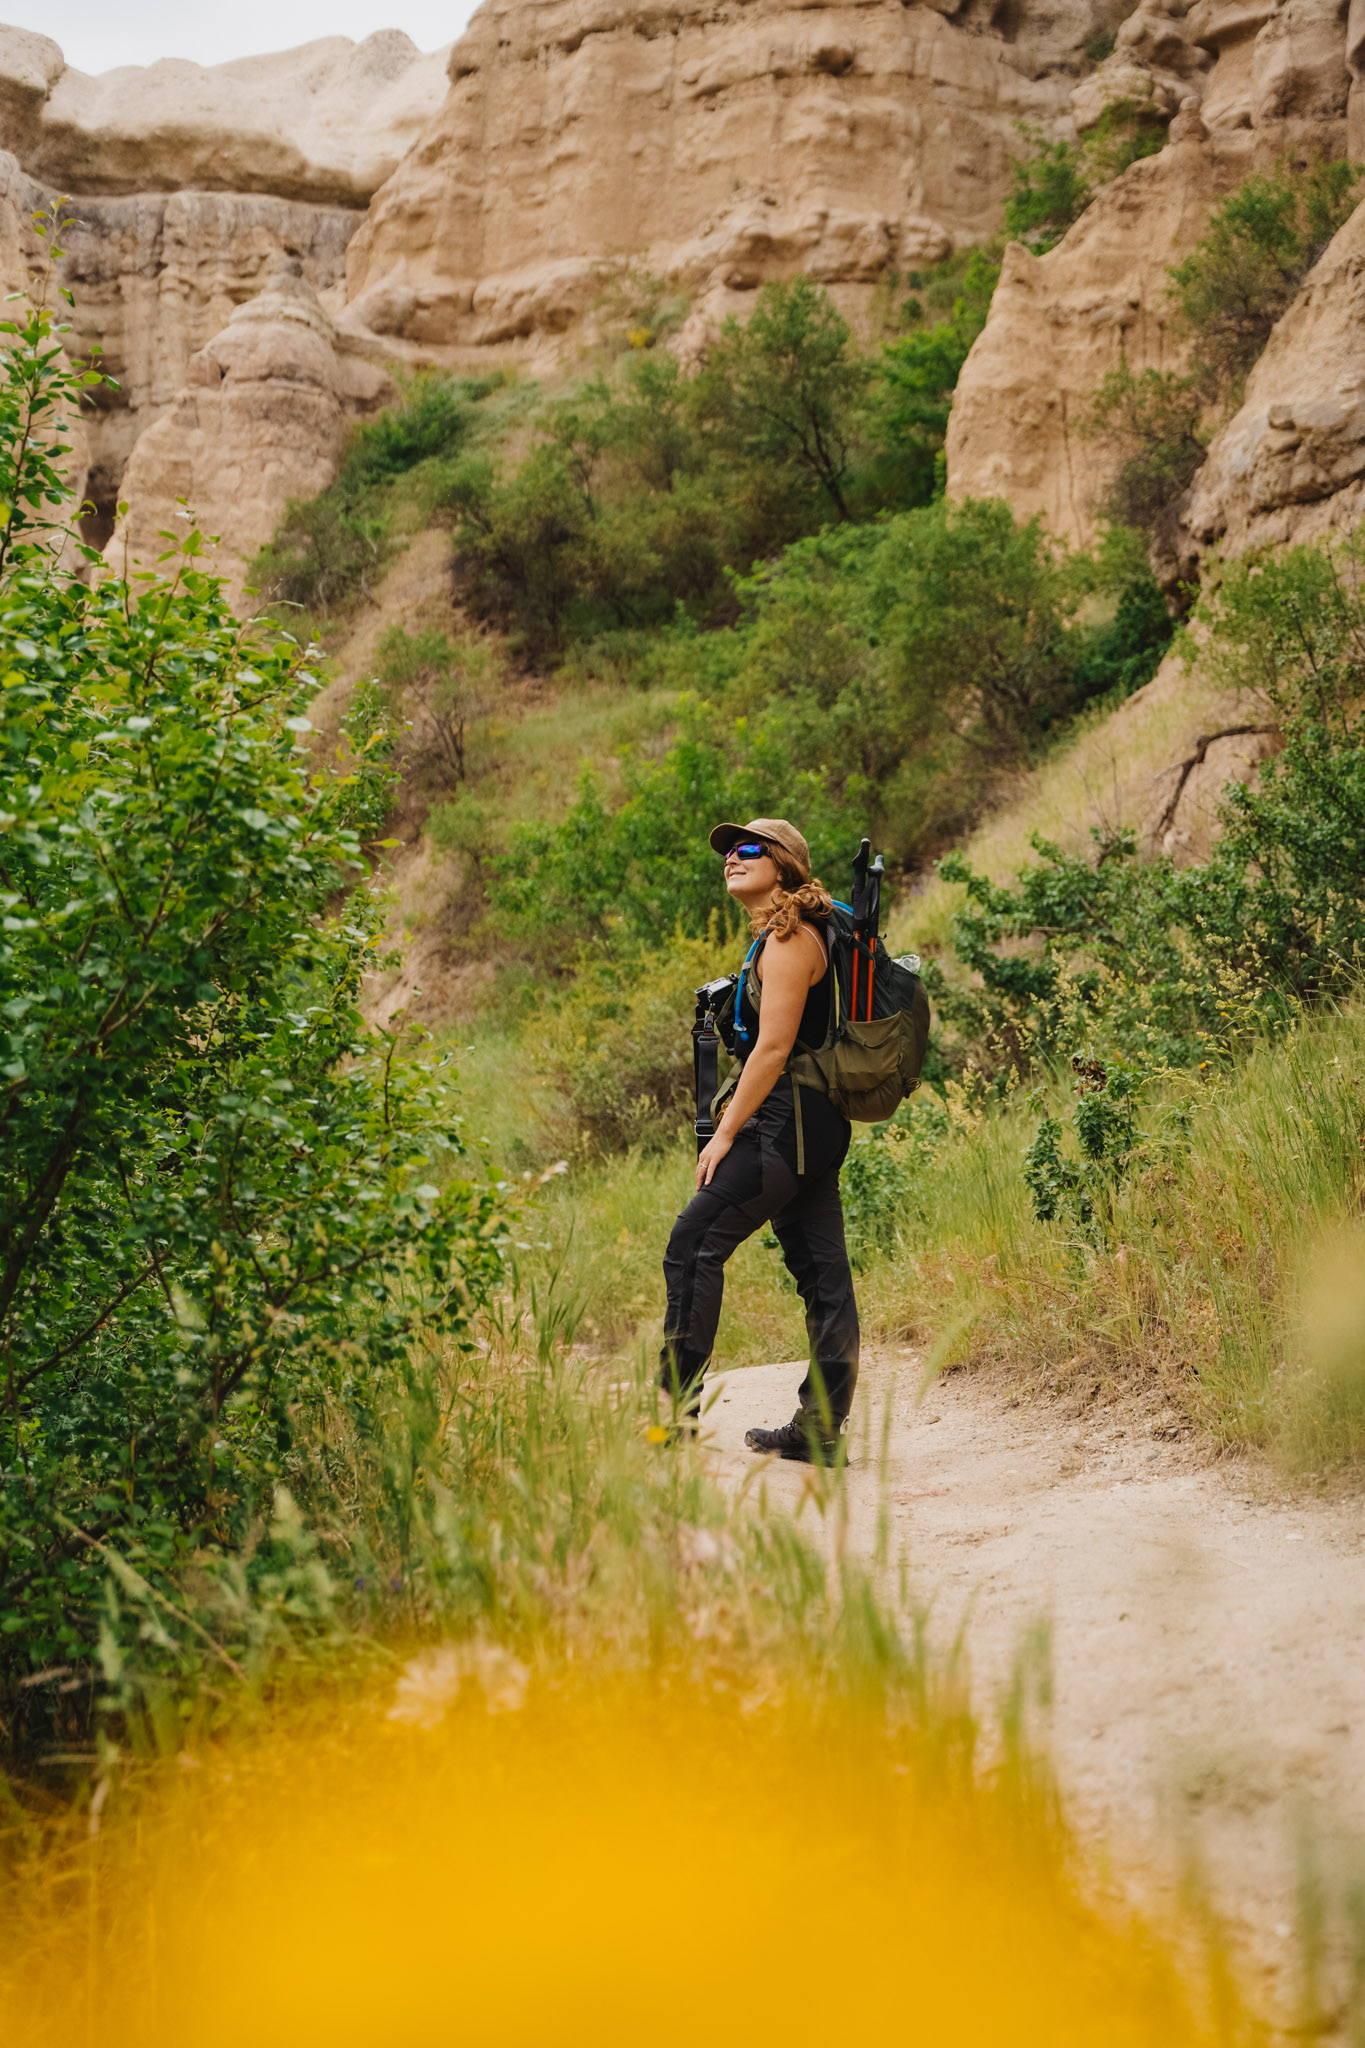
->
xmin=696 ymin=1126 xmax=735 ymax=1190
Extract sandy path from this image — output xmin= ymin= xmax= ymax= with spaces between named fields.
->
xmin=704 ymin=1353 xmax=1365 ymax=2007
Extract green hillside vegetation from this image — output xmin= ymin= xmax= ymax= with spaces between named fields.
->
xmin=1002 ymin=99 xmax=1170 ymax=254
xmin=442 ymin=531 xmax=1365 ymax=1474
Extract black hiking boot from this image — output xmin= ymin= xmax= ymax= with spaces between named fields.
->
xmin=744 ymin=1413 xmax=845 ymax=1465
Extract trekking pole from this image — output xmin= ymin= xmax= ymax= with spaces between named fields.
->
xmin=864 ymin=853 xmax=884 ymax=1021
xmin=692 ymin=983 xmax=721 ymax=1158
xmin=850 ymin=838 xmax=870 ymax=1024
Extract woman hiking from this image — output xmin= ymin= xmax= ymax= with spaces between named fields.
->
xmin=659 ymin=818 xmax=859 ymax=1463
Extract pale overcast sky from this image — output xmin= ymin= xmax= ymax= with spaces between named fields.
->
xmin=1 ymin=2 xmax=477 ymax=73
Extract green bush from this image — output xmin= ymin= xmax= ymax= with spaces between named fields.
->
xmin=682 ymin=498 xmax=1167 ymax=851
xmin=493 ymin=700 xmax=848 ymax=950
xmin=872 ymin=249 xmax=1000 ymax=506
xmin=491 ymin=498 xmax=1174 ymax=954
xmin=449 ymin=281 xmax=914 ymax=660
xmin=377 ymin=623 xmax=497 ymax=791
xmin=340 ymin=371 xmax=494 ymax=489
xmin=1004 ymin=105 xmax=1167 ymax=255
xmin=0 ymin=286 xmax=506 ymax=1737
xmin=690 ymin=279 xmax=872 ymax=522
xmin=525 ymin=930 xmax=733 ymax=1155
xmin=251 ymin=371 xmax=495 ymax=613
xmin=935 ymin=529 xmax=1365 ymax=1085
xmin=1082 ymin=362 xmax=1207 ymax=536
xmin=840 ymin=1136 xmax=912 ymax=1267
xmin=1004 ymin=131 xmax=1092 ymax=253
xmin=1169 ymin=157 xmax=1362 ymax=397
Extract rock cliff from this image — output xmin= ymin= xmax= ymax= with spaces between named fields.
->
xmin=946 ymin=0 xmax=1357 ymax=545
xmin=104 ymin=264 xmax=391 ymax=600
xmin=0 ymin=26 xmax=443 ymax=537
xmin=0 ymin=0 xmax=1131 ymax=566
xmin=5 ymin=0 xmax=1364 ymax=588
xmin=945 ymin=116 xmax=1246 ymax=542
xmin=341 ymin=0 xmax=1124 ymax=354
xmin=0 ymin=26 xmax=449 ymax=203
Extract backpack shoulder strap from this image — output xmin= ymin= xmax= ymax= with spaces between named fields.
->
xmin=732 ymin=931 xmax=767 ymax=1050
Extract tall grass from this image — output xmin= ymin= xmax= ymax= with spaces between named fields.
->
xmin=3 ymin=1659 xmax=1238 ymax=2048
xmin=14 ymin=1270 xmax=1242 ymax=2048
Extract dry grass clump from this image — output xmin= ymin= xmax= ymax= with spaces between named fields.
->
xmin=5 ymin=1281 xmax=1240 ymax=2048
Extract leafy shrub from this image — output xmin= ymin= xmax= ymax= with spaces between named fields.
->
xmin=494 ymin=701 xmax=848 ymax=950
xmin=1082 ymin=362 xmax=1207 ymax=537
xmin=377 ymin=624 xmax=498 ymax=791
xmin=1169 ymin=157 xmax=1362 ymax=397
xmin=0 ymin=292 xmax=506 ymax=1734
xmin=251 ymin=371 xmax=494 ymax=613
xmin=840 ymin=1135 xmax=912 ymax=1267
xmin=691 ymin=279 xmax=872 ymax=521
xmin=340 ymin=371 xmax=493 ymax=489
xmin=525 ymin=930 xmax=732 ymax=1155
xmin=935 ymin=530 xmax=1365 ymax=1088
xmin=1067 ymin=559 xmax=1174 ymax=700
xmin=872 ymin=249 xmax=1000 ymax=506
xmin=1004 ymin=105 xmax=1167 ymax=255
xmin=449 ymin=281 xmax=905 ymax=659
xmin=1021 ymin=1059 xmax=1141 ymax=1238
xmin=1082 ymin=159 xmax=1363 ymax=535
xmin=250 ymin=489 xmax=391 ymax=611
xmin=684 ymin=498 xmax=1165 ymax=851
xmin=1004 ymin=131 xmax=1092 ymax=253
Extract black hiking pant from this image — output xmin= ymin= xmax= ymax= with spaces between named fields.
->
xmin=659 ymin=1077 xmax=860 ymax=1424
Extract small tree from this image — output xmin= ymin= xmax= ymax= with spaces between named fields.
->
xmin=1082 ymin=361 xmax=1207 ymax=535
xmin=1004 ymin=105 xmax=1167 ymax=256
xmin=1004 ymin=131 xmax=1092 ymax=253
xmin=0 ymin=236 xmax=506 ymax=1716
xmin=874 ymin=249 xmax=999 ymax=505
xmin=694 ymin=280 xmax=872 ymax=521
xmin=1169 ymin=159 xmax=1363 ymax=398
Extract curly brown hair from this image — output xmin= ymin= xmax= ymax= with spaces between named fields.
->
xmin=748 ymin=848 xmax=834 ymax=942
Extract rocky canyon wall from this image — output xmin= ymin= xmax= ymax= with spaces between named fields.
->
xmin=4 ymin=0 xmax=1365 ymax=592
xmin=0 ymin=0 xmax=1126 ymax=580
xmin=0 ymin=25 xmax=442 ymax=559
xmin=946 ymin=0 xmax=1358 ymax=547
xmin=341 ymin=0 xmax=1126 ymax=355
xmin=1175 ymin=182 xmax=1365 ymax=563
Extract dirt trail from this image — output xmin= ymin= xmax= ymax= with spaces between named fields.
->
xmin=706 ymin=1354 xmax=1365 ymax=2004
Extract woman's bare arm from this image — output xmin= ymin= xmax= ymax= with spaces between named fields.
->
xmin=694 ymin=925 xmax=825 ymax=1188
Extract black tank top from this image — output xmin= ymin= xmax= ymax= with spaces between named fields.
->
xmin=736 ymin=920 xmax=831 ymax=1052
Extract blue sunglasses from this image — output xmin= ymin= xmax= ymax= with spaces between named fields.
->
xmin=724 ymin=840 xmax=770 ymax=861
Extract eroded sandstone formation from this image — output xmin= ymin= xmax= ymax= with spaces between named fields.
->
xmin=0 ymin=25 xmax=443 ymax=537
xmin=947 ymin=0 xmax=1357 ymax=545
xmin=3 ymin=0 xmax=1363 ymax=592
xmin=341 ymin=0 xmax=1127 ymax=354
xmin=945 ymin=114 xmax=1245 ymax=541
xmin=0 ymin=26 xmax=449 ymax=203
xmin=104 ymin=263 xmax=391 ymax=601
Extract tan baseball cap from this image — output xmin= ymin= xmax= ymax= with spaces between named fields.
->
xmin=709 ymin=817 xmax=812 ymax=879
